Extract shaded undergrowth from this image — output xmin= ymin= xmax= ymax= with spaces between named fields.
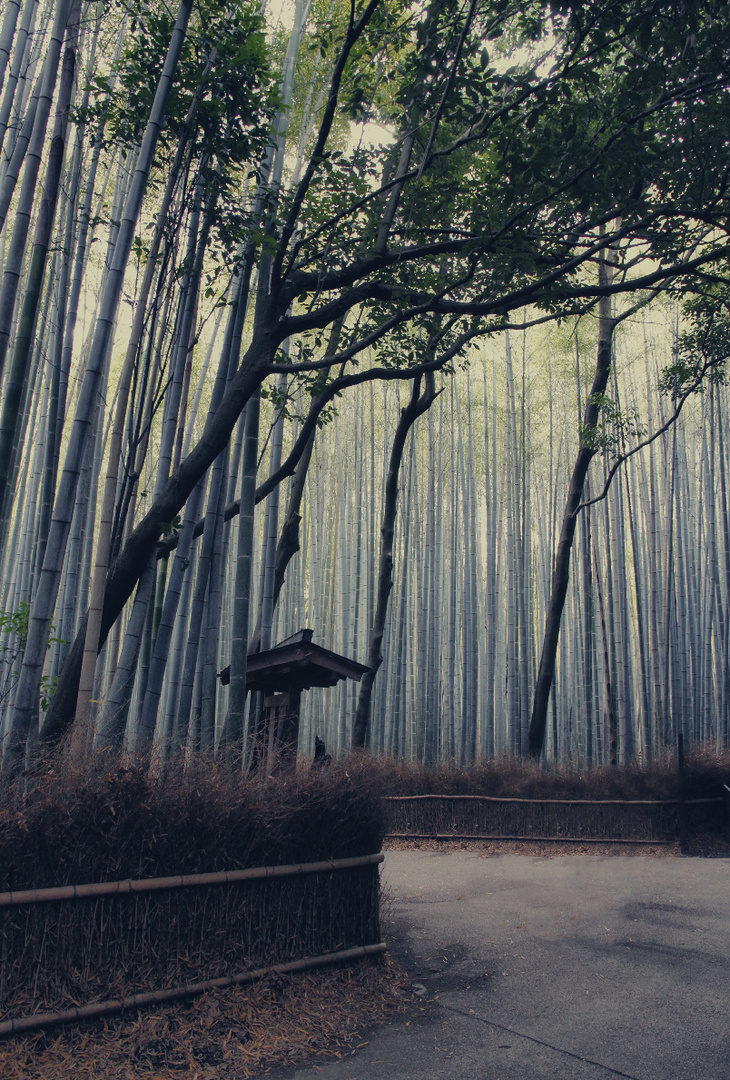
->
xmin=0 ymin=752 xmax=385 ymax=892
xmin=358 ymin=745 xmax=730 ymax=802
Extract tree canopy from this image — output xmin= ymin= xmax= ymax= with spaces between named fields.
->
xmin=0 ymin=0 xmax=728 ymax=773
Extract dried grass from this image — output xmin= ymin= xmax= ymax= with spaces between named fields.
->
xmin=2 ymin=746 xmax=724 ymax=891
xmin=0 ymin=753 xmax=385 ymax=891
xmin=0 ymin=955 xmax=408 ymax=1079
xmin=359 ymin=745 xmax=730 ymax=801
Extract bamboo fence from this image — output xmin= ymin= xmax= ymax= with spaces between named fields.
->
xmin=0 ymin=853 xmax=384 ymax=1029
xmin=384 ymin=794 xmax=725 ymax=842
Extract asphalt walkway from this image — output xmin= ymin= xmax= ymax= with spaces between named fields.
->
xmin=274 ymin=850 xmax=729 ymax=1080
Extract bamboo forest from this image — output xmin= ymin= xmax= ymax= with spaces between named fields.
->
xmin=0 ymin=0 xmax=728 ymax=782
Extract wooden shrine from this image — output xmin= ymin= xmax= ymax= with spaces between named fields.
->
xmin=219 ymin=629 xmax=368 ymax=768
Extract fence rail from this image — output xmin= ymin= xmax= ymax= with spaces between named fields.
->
xmin=385 ymin=833 xmax=675 ymax=844
xmin=0 ymin=853 xmax=384 ymax=908
xmin=384 ymin=794 xmax=721 ymax=805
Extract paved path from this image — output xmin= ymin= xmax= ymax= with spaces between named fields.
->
xmin=275 ymin=851 xmax=729 ymax=1080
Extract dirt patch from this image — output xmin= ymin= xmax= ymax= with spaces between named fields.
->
xmin=0 ymin=956 xmax=408 ymax=1079
xmin=385 ymin=835 xmax=729 ymax=857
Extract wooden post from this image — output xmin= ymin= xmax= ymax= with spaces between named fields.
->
xmin=278 ymin=686 xmax=301 ymax=765
xmin=677 ymin=733 xmax=687 ymax=854
xmin=263 ymin=687 xmax=301 ymax=770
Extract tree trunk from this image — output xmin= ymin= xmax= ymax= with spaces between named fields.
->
xmin=529 ymin=270 xmax=616 ymax=757
xmin=352 ymin=372 xmax=436 ymax=748
xmin=220 ymin=390 xmax=260 ymax=752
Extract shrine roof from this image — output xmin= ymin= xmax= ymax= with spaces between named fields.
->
xmin=218 ymin=629 xmax=369 ymax=692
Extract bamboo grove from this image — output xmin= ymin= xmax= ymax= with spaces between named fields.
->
xmin=0 ymin=0 xmax=728 ymax=779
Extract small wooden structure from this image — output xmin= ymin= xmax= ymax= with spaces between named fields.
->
xmin=219 ymin=630 xmax=368 ymax=768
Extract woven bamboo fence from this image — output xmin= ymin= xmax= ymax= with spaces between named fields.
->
xmin=0 ymin=854 xmax=383 ymax=1028
xmin=384 ymin=794 xmax=725 ymax=842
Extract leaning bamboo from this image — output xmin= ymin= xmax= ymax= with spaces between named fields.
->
xmin=0 ymin=0 xmax=20 ymax=99
xmin=74 ymin=65 xmax=216 ymax=732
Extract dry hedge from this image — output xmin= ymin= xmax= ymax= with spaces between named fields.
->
xmin=0 ymin=754 xmax=386 ymax=892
